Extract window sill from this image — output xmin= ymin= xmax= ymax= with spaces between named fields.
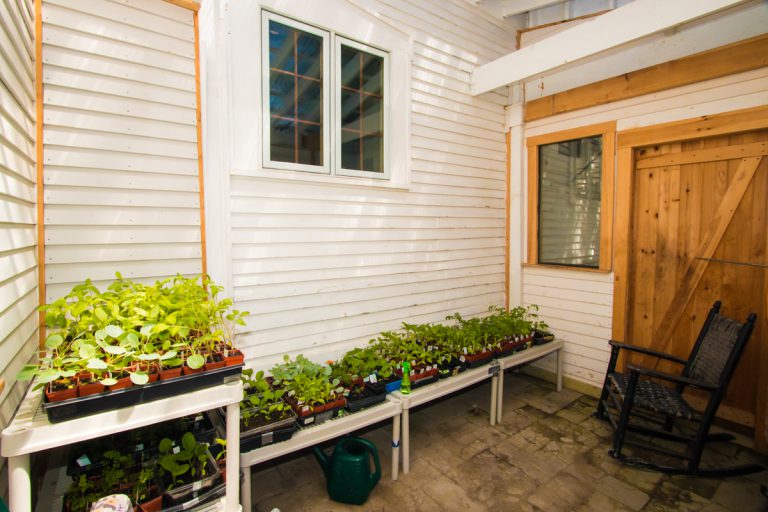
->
xmin=521 ymin=262 xmax=612 ymax=274
xmin=232 ymin=167 xmax=411 ymax=191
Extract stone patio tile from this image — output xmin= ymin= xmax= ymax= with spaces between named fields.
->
xmin=711 ymin=478 xmax=768 ymax=512
xmin=555 ymin=395 xmax=599 ymax=424
xmin=469 ymin=465 xmax=537 ymax=510
xmin=420 ymin=475 xmax=486 ymax=512
xmin=574 ymin=490 xmax=633 ymax=512
xmin=527 ymin=471 xmax=593 ymax=511
xmin=526 ymin=388 xmax=582 ymax=414
xmin=579 ymin=414 xmax=616 ymax=439
xmin=669 ymin=475 xmax=722 ymax=500
xmin=648 ymin=480 xmax=718 ymax=512
xmin=396 ymin=455 xmax=443 ymax=490
xmin=494 ymin=404 xmax=547 ymax=434
xmin=613 ymin=463 xmax=664 ymax=494
xmin=490 ymin=440 xmax=564 ymax=484
xmin=598 ymin=475 xmax=650 ymax=510
xmin=507 ymin=419 xmax=562 ymax=453
xmin=447 ymin=447 xmax=510 ymax=491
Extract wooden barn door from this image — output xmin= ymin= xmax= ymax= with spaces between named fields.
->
xmin=625 ymin=128 xmax=768 ymax=446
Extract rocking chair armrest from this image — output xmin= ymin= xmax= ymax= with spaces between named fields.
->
xmin=626 ymin=364 xmax=718 ymax=391
xmin=608 ymin=340 xmax=687 ymax=365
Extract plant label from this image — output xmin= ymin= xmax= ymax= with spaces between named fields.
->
xmin=173 ymin=446 xmax=180 ymax=454
xmin=76 ymin=454 xmax=91 ymax=467
xmin=193 ymin=481 xmax=202 ymax=491
xmin=369 ymin=374 xmax=377 ymax=383
xmin=263 ymin=431 xmax=274 ymax=444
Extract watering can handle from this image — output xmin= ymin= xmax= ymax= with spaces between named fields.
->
xmin=355 ymin=438 xmax=381 ymax=484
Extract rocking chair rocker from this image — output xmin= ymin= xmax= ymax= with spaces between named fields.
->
xmin=595 ymin=301 xmax=764 ymax=476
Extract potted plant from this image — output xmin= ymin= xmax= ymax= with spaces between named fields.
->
xmin=235 ymin=369 xmax=298 ymax=450
xmin=158 ymin=432 xmax=219 ymax=504
xmin=271 ymin=355 xmax=346 ymax=426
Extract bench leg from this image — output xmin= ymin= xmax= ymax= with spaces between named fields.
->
xmin=557 ymin=348 xmax=563 ymax=392
xmin=9 ymin=454 xmax=31 ymax=512
xmin=241 ymin=465 xmax=252 ymax=511
xmin=496 ymin=368 xmax=505 ymax=423
xmin=391 ymin=414 xmax=400 ymax=480
xmin=402 ymin=408 xmax=410 ymax=474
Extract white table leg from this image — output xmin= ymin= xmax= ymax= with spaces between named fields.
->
xmin=497 ymin=367 xmax=505 ymax=423
xmin=402 ymin=408 xmax=410 ymax=474
xmin=391 ymin=413 xmax=400 ymax=481
xmin=490 ymin=373 xmax=498 ymax=426
xmin=241 ymin=464 xmax=252 ymax=512
xmin=9 ymin=454 xmax=31 ymax=512
xmin=557 ymin=348 xmax=563 ymax=392
xmin=226 ymin=402 xmax=240 ymax=511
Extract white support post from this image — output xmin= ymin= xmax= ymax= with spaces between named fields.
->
xmin=391 ymin=414 xmax=400 ymax=481
xmin=506 ymin=95 xmax=525 ymax=308
xmin=226 ymin=402 xmax=240 ymax=511
xmin=9 ymin=454 xmax=31 ymax=512
xmin=241 ymin=465 xmax=252 ymax=512
xmin=490 ymin=373 xmax=498 ymax=426
xmin=496 ymin=368 xmax=505 ymax=423
xmin=557 ymin=348 xmax=564 ymax=392
xmin=402 ymin=408 xmax=410 ymax=474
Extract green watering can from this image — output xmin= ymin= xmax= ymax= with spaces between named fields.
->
xmin=313 ymin=436 xmax=381 ymax=505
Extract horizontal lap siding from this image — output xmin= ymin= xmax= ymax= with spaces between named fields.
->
xmin=0 ymin=0 xmax=36 ymax=497
xmin=523 ymin=67 xmax=768 ymax=388
xmin=41 ymin=0 xmax=202 ymax=303
xmin=233 ymin=0 xmax=516 ymax=370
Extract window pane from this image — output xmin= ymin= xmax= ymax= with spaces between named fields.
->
xmin=538 ymin=136 xmax=602 ymax=268
xmin=362 ymin=135 xmax=383 ymax=173
xmin=339 ymin=44 xmax=384 ymax=174
xmin=297 ymin=32 xmax=322 ymax=78
xmin=297 ymin=77 xmax=321 ymax=123
xmin=361 ymin=53 xmax=382 ymax=95
xmin=269 ymin=21 xmax=295 ymax=72
xmin=297 ymin=122 xmax=322 ymax=166
xmin=269 ymin=71 xmax=295 ymax=118
xmin=341 ymin=46 xmax=360 ymax=89
xmin=362 ymin=96 xmax=382 ymax=135
xmin=341 ymin=130 xmax=360 ymax=170
xmin=270 ymin=117 xmax=295 ymax=163
xmin=266 ymin=18 xmax=324 ymax=167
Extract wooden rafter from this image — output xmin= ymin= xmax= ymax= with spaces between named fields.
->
xmin=649 ymin=156 xmax=763 ymax=356
xmin=470 ymin=0 xmax=749 ymax=96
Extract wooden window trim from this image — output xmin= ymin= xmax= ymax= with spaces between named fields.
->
xmin=526 ymin=121 xmax=616 ymax=272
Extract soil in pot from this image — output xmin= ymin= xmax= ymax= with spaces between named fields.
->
xmin=204 ymin=353 xmax=226 ymax=371
xmin=45 ymin=378 xmax=78 ymax=402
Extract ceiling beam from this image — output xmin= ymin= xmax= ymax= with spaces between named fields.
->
xmin=470 ymin=0 xmax=749 ymax=96
xmin=479 ymin=0 xmax=565 ymax=18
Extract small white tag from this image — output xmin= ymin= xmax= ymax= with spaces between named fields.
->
xmin=173 ymin=446 xmax=180 ymax=454
xmin=462 ymin=347 xmax=468 ymax=354
xmin=460 ymin=356 xmax=466 ymax=362
xmin=76 ymin=455 xmax=91 ymax=467
xmin=409 ymin=370 xmax=415 ymax=376
xmin=304 ymin=416 xmax=315 ymax=424
xmin=135 ymin=443 xmax=144 ymax=452
xmin=302 ymin=405 xmax=310 ymax=412
xmin=363 ymin=375 xmax=370 ymax=383
xmin=192 ymin=481 xmax=202 ymax=491
xmin=369 ymin=374 xmax=377 ymax=383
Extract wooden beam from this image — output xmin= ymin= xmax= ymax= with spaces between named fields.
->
xmin=0 ymin=378 xmax=5 ymax=394
xmin=35 ymin=0 xmax=45 ymax=344
xmin=505 ymin=129 xmax=511 ymax=309
xmin=636 ymin=141 xmax=768 ymax=169
xmin=470 ymin=0 xmax=747 ymax=95
xmin=162 ymin=0 xmax=200 ymax=12
xmin=193 ymin=12 xmax=207 ymax=278
xmin=525 ymin=33 xmax=768 ymax=121
xmin=650 ymin=156 xmax=762 ymax=355
xmin=612 ymin=147 xmax=634 ymax=343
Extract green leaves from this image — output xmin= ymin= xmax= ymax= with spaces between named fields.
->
xmin=16 ymin=364 xmax=39 ymax=382
xmin=186 ymin=353 xmax=205 ymax=370
xmin=45 ymin=333 xmax=64 ymax=349
xmin=129 ymin=372 xmax=149 ymax=385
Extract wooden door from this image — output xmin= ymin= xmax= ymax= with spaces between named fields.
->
xmin=626 ymin=129 xmax=768 ymax=443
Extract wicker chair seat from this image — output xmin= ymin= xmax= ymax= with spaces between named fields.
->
xmin=609 ymin=372 xmax=699 ymax=420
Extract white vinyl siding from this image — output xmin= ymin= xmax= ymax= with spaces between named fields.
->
xmin=523 ymin=66 xmax=768 ymax=388
xmin=0 ymin=0 xmax=36 ymax=498
xmin=40 ymin=0 xmax=203 ymax=302
xmin=205 ymin=0 xmax=519 ymax=370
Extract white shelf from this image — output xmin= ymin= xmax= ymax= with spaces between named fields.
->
xmin=392 ymin=362 xmax=500 ymax=410
xmin=1 ymin=379 xmax=243 ymax=457
xmin=496 ymin=340 xmax=565 ymax=371
xmin=240 ymin=396 xmax=401 ymax=467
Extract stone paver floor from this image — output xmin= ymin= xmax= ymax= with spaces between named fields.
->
xmin=248 ymin=372 xmax=768 ymax=511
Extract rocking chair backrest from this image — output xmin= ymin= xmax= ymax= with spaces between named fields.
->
xmin=684 ymin=301 xmax=757 ymax=389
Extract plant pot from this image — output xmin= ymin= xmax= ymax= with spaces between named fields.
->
xmin=159 ymin=367 xmax=183 ymax=381
xmin=163 ymin=448 xmax=220 ymax=504
xmin=346 ymin=382 xmax=387 ymax=413
xmin=45 ymin=380 xmax=78 ymax=403
xmin=129 ymin=362 xmax=159 ymax=384
xmin=287 ymin=396 xmax=346 ymax=427
xmin=77 ymin=380 xmax=106 ymax=397
xmin=108 ymin=375 xmax=133 ymax=391
xmin=182 ymin=364 xmax=204 ymax=376
xmin=137 ymin=485 xmax=163 ymax=512
xmin=460 ymin=349 xmax=495 ymax=368
xmin=533 ymin=331 xmax=555 ymax=345
xmin=221 ymin=348 xmax=245 ymax=367
xmin=235 ymin=406 xmax=298 ymax=452
xmin=204 ymin=353 xmax=226 ymax=371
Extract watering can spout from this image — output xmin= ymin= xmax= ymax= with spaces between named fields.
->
xmin=313 ymin=446 xmax=331 ymax=479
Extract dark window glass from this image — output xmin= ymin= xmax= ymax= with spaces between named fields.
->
xmin=537 ymin=136 xmax=602 ymax=268
xmin=339 ymin=44 xmax=383 ymax=173
xmin=268 ymin=20 xmax=323 ymax=165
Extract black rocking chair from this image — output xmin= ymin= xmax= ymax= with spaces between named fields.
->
xmin=595 ymin=301 xmax=764 ymax=476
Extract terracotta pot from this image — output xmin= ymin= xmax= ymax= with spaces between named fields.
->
xmin=221 ymin=348 xmax=245 ymax=367
xmin=78 ymin=380 xmax=106 ymax=397
xmin=182 ymin=364 xmax=204 ymax=375
xmin=108 ymin=375 xmax=133 ymax=391
xmin=158 ymin=367 xmax=183 ymax=381
xmin=204 ymin=353 xmax=226 ymax=371
xmin=137 ymin=485 xmax=163 ymax=512
xmin=45 ymin=380 xmax=77 ymax=402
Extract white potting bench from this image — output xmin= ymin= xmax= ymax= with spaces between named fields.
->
xmin=393 ymin=339 xmax=564 ymax=473
xmin=239 ymin=395 xmax=401 ymax=512
xmin=1 ymin=379 xmax=243 ymax=512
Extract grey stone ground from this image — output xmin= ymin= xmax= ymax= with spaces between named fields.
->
xmin=248 ymin=372 xmax=768 ymax=512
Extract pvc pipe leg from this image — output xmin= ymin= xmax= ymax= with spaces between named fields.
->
xmin=402 ymin=408 xmax=410 ymax=474
xmin=391 ymin=414 xmax=401 ymax=481
xmin=9 ymin=454 xmax=31 ymax=512
xmin=241 ymin=465 xmax=252 ymax=512
xmin=497 ymin=368 xmax=505 ymax=423
xmin=557 ymin=348 xmax=563 ymax=392
xmin=225 ymin=402 xmax=240 ymax=511
xmin=490 ymin=373 xmax=498 ymax=426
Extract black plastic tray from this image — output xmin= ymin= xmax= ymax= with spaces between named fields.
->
xmin=411 ymin=372 xmax=439 ymax=389
xmin=346 ymin=383 xmax=387 ymax=413
xmin=43 ymin=364 xmax=243 ymax=423
xmin=241 ymin=424 xmax=298 ymax=452
xmin=461 ymin=353 xmax=495 ymax=369
xmin=295 ymin=400 xmax=346 ymax=427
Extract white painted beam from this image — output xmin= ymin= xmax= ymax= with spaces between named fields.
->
xmin=480 ymin=0 xmax=565 ymax=18
xmin=470 ymin=0 xmax=749 ymax=95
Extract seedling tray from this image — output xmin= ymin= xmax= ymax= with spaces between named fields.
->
xmin=346 ymin=382 xmax=387 ymax=413
xmin=212 ymin=406 xmax=298 ymax=452
xmin=294 ymin=399 xmax=346 ymax=427
xmin=411 ymin=372 xmax=439 ymax=389
xmin=461 ymin=351 xmax=495 ymax=369
xmin=42 ymin=364 xmax=243 ymax=423
xmin=163 ymin=448 xmax=220 ymax=503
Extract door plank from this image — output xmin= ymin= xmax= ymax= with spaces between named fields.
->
xmin=635 ymin=141 xmax=768 ymax=169
xmin=649 ymin=156 xmax=763 ymax=355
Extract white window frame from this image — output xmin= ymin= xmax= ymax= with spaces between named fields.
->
xmin=261 ymin=11 xmax=331 ymax=174
xmin=334 ymin=37 xmax=390 ymax=180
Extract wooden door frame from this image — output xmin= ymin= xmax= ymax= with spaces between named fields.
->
xmin=611 ymin=104 xmax=768 ymax=451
